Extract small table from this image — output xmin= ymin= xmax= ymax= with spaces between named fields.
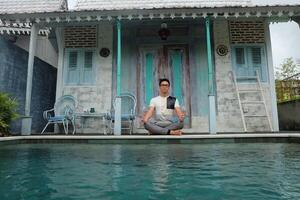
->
xmin=75 ymin=112 xmax=108 ymax=134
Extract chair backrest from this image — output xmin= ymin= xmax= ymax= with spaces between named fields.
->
xmin=113 ymin=92 xmax=136 ymax=116
xmin=54 ymin=95 xmax=77 ymax=117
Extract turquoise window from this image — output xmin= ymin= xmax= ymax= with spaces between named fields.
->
xmin=232 ymin=45 xmax=268 ymax=82
xmin=65 ymin=49 xmax=95 ymax=85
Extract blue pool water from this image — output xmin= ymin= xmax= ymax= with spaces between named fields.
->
xmin=0 ymin=143 xmax=300 ymax=200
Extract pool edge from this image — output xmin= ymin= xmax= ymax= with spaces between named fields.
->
xmin=1 ymin=133 xmax=300 ymax=144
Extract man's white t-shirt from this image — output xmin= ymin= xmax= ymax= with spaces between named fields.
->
xmin=149 ymin=96 xmax=180 ymax=121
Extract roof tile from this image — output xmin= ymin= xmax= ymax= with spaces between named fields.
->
xmin=0 ymin=0 xmax=67 ymax=14
xmin=75 ymin=0 xmax=252 ymax=11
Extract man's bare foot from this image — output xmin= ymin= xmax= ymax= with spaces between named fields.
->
xmin=170 ymin=130 xmax=182 ymax=136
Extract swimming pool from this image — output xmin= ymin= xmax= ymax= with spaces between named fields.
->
xmin=0 ymin=142 xmax=300 ymax=200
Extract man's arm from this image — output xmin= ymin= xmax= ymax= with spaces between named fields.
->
xmin=143 ymin=106 xmax=155 ymax=123
xmin=175 ymin=107 xmax=185 ymax=122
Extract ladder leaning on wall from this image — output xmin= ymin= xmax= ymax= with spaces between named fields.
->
xmin=230 ymin=71 xmax=273 ymax=132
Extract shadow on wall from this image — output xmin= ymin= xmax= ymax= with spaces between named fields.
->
xmin=0 ymin=37 xmax=57 ymax=134
xmin=278 ymin=99 xmax=300 ymax=131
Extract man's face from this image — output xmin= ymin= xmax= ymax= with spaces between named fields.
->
xmin=159 ymin=81 xmax=170 ymax=94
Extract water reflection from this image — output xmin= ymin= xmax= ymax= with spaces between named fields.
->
xmin=1 ymin=143 xmax=300 ymax=200
xmin=0 ymin=144 xmax=54 ymax=200
xmin=111 ymin=144 xmax=122 ymax=192
xmin=149 ymin=148 xmax=170 ymax=194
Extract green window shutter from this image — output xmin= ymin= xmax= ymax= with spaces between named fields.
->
xmin=82 ymin=51 xmax=94 ymax=84
xmin=234 ymin=47 xmax=248 ymax=78
xmin=233 ymin=46 xmax=268 ymax=83
xmin=67 ymin=51 xmax=80 ymax=84
xmin=260 ymin=47 xmax=268 ymax=82
xmin=248 ymin=47 xmax=261 ymax=77
xmin=69 ymin=52 xmax=78 ymax=68
xmin=236 ymin=48 xmax=246 ymax=65
xmin=84 ymin=51 xmax=93 ymax=69
xmin=248 ymin=47 xmax=267 ymax=82
xmin=65 ymin=49 xmax=96 ymax=85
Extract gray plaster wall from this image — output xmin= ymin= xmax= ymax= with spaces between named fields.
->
xmin=213 ymin=19 xmax=244 ymax=132
xmin=61 ymin=23 xmax=113 ymax=133
xmin=213 ymin=19 xmax=273 ymax=132
xmin=0 ymin=37 xmax=57 ymax=134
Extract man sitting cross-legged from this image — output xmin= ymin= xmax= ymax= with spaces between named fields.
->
xmin=142 ymin=78 xmax=185 ymax=135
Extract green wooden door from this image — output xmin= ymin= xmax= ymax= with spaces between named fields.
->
xmin=137 ymin=45 xmax=191 ymax=128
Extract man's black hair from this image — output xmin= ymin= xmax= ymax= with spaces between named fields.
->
xmin=159 ymin=78 xmax=170 ymax=86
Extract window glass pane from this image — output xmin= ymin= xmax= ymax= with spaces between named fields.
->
xmin=84 ymin=51 xmax=93 ymax=69
xmin=236 ymin=48 xmax=245 ymax=64
xmin=251 ymin=48 xmax=262 ymax=64
xmin=69 ymin=52 xmax=77 ymax=69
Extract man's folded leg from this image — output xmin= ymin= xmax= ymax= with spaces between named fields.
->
xmin=165 ymin=121 xmax=184 ymax=131
xmin=144 ymin=120 xmax=169 ymax=135
xmin=144 ymin=120 xmax=184 ymax=135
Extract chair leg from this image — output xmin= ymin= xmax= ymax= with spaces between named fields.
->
xmin=110 ymin=120 xmax=114 ymax=135
xmin=66 ymin=120 xmax=69 ymax=134
xmin=72 ymin=119 xmax=76 ymax=135
xmin=103 ymin=117 xmax=107 ymax=135
xmin=130 ymin=120 xmax=134 ymax=135
xmin=41 ymin=122 xmax=50 ymax=134
xmin=63 ymin=121 xmax=67 ymax=134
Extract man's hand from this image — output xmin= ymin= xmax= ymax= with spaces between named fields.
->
xmin=143 ymin=107 xmax=155 ymax=124
xmin=141 ymin=118 xmax=146 ymax=124
xmin=175 ymin=107 xmax=185 ymax=122
xmin=178 ymin=111 xmax=185 ymax=122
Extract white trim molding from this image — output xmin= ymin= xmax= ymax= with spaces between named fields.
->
xmin=0 ymin=6 xmax=300 ymax=27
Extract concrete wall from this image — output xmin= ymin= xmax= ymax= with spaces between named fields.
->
xmin=278 ymin=100 xmax=300 ymax=130
xmin=213 ymin=19 xmax=274 ymax=132
xmin=213 ymin=19 xmax=244 ymax=132
xmin=0 ymin=37 xmax=57 ymax=134
xmin=14 ymin=35 xmax=58 ymax=68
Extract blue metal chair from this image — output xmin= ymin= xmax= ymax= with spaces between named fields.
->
xmin=41 ymin=95 xmax=77 ymax=134
xmin=106 ymin=92 xmax=137 ymax=134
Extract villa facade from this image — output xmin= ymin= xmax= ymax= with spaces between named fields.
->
xmin=1 ymin=0 xmax=300 ymax=134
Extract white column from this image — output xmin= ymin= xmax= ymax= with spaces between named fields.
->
xmin=21 ymin=24 xmax=38 ymax=135
xmin=209 ymin=95 xmax=216 ymax=134
xmin=114 ymin=98 xmax=122 ymax=135
xmin=55 ymin=27 xmax=64 ymax=100
xmin=265 ymin=21 xmax=279 ymax=132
